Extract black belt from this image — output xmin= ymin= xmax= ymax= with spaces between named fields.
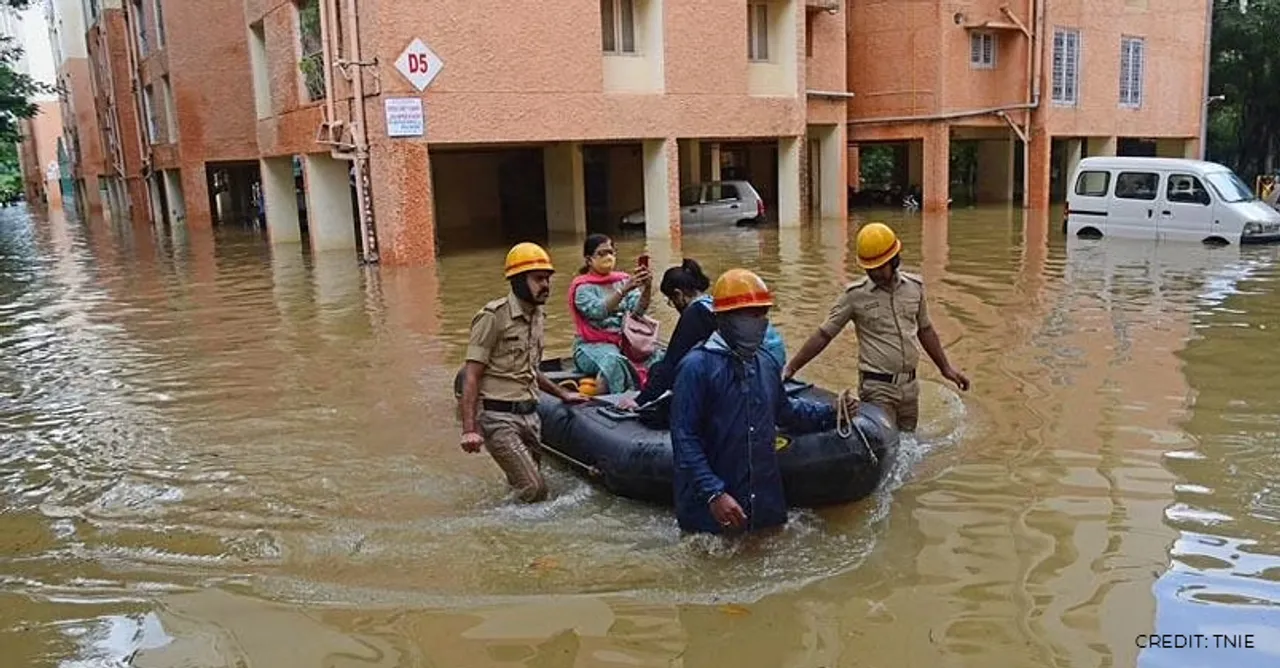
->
xmin=482 ymin=399 xmax=538 ymax=415
xmin=861 ymin=370 xmax=915 ymax=384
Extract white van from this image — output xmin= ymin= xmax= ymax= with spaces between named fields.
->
xmin=1065 ymin=157 xmax=1280 ymax=244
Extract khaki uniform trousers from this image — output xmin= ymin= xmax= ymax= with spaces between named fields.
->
xmin=478 ymin=410 xmax=547 ymax=502
xmin=859 ymin=377 xmax=921 ymax=433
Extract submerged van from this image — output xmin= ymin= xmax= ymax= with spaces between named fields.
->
xmin=1064 ymin=157 xmax=1280 ymax=244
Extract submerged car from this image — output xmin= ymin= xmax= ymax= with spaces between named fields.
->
xmin=1065 ymin=157 xmax=1280 ymax=244
xmin=620 ymin=180 xmax=766 ymax=228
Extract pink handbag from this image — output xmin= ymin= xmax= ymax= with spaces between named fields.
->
xmin=621 ymin=313 xmax=660 ymax=363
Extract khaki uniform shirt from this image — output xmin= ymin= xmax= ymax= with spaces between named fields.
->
xmin=818 ymin=272 xmax=932 ymax=376
xmin=465 ymin=293 xmax=544 ymax=402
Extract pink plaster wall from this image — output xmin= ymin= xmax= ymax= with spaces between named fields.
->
xmin=248 ymin=0 xmax=811 ymax=154
xmin=1039 ymin=0 xmax=1207 ymax=138
xmin=847 ymin=0 xmax=1207 ymax=139
xmin=806 ymin=7 xmax=847 ymax=94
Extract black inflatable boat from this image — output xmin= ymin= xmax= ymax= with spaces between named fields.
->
xmin=455 ymin=358 xmax=900 ymax=508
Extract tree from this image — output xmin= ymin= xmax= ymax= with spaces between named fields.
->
xmin=1207 ymin=0 xmax=1280 ymax=179
xmin=0 ymin=0 xmax=56 ymax=198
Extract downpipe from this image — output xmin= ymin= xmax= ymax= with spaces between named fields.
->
xmin=120 ymin=5 xmax=154 ymax=223
xmin=345 ymin=0 xmax=379 ymax=264
xmin=317 ymin=0 xmax=338 ymax=145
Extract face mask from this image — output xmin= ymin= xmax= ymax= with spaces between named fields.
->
xmin=718 ymin=313 xmax=769 ymax=359
xmin=592 ymin=254 xmax=616 ymax=274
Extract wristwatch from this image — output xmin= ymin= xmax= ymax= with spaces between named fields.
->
xmin=707 ymin=491 xmax=724 ymax=506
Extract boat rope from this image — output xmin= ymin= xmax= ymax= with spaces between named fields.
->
xmin=539 ymin=442 xmax=601 ymax=478
xmin=836 ymin=389 xmax=878 ymax=468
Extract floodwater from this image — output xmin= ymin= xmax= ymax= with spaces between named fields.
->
xmin=2 ymin=204 xmax=1279 ymax=668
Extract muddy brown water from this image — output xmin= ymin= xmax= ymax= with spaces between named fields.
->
xmin=2 ymin=205 xmax=1279 ymax=667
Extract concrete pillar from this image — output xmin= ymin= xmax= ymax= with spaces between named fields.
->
xmin=709 ymin=143 xmax=722 ymax=181
xmin=922 ymin=125 xmax=950 ymax=212
xmin=303 ymin=153 xmax=358 ymax=252
xmin=1087 ymin=136 xmax=1117 ymax=157
xmin=180 ymin=166 xmax=212 ymax=230
xmin=147 ymin=175 xmax=164 ymax=226
xmin=1027 ymin=127 xmax=1052 ymax=210
xmin=976 ymin=139 xmax=1015 ymax=203
xmin=679 ymin=139 xmax=701 ymax=189
xmin=163 ymin=169 xmax=186 ymax=226
xmin=812 ymin=124 xmax=845 ymax=220
xmin=369 ymin=141 xmax=435 ymax=265
xmin=847 ymin=143 xmax=860 ymax=191
xmin=778 ymin=135 xmax=803 ymax=227
xmin=261 ymin=156 xmax=302 ymax=244
xmin=642 ymin=137 xmax=680 ymax=238
xmin=1063 ymin=138 xmax=1084 ymax=196
xmin=907 ymin=140 xmax=924 ymax=190
xmin=84 ymin=174 xmax=104 ymax=215
xmin=1182 ymin=139 xmax=1200 ymax=160
xmin=543 ymin=142 xmax=587 ymax=234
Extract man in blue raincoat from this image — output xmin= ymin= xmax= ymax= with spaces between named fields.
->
xmin=670 ymin=268 xmax=844 ymax=534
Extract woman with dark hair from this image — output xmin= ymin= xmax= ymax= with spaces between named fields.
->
xmin=621 ymin=259 xmax=786 ymax=416
xmin=568 ymin=234 xmax=663 ymax=394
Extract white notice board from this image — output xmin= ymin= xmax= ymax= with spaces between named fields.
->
xmin=385 ymin=97 xmax=425 ymax=138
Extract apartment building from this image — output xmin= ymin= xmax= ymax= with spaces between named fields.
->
xmin=46 ymin=0 xmax=105 ymax=215
xmin=79 ymin=0 xmax=259 ymax=228
xmin=83 ymin=0 xmax=147 ymax=222
xmin=244 ymin=0 xmax=850 ymax=264
xmin=847 ymin=0 xmax=1211 ymax=212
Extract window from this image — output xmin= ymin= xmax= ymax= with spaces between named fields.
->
xmin=296 ymin=0 xmax=325 ymax=102
xmin=1051 ymin=28 xmax=1080 ymax=105
xmin=161 ymin=75 xmax=177 ymax=142
xmin=1166 ymin=174 xmax=1210 ymax=205
xmin=153 ymin=0 xmax=166 ymax=46
xmin=1205 ymin=171 xmax=1255 ymax=203
xmin=679 ymin=186 xmax=702 ymax=206
xmin=142 ymin=84 xmax=158 ymax=144
xmin=249 ymin=22 xmax=272 ymax=119
xmin=1114 ymin=172 xmax=1158 ymax=200
xmin=1119 ymin=36 xmax=1144 ymax=107
xmin=708 ymin=183 xmax=740 ymax=201
xmin=600 ymin=0 xmax=636 ymax=54
xmin=748 ymin=3 xmax=769 ymax=61
xmin=969 ymin=32 xmax=996 ymax=69
xmin=131 ymin=0 xmax=147 ymax=56
xmin=1074 ymin=170 xmax=1110 ymax=197
xmin=805 ymin=14 xmax=814 ymax=58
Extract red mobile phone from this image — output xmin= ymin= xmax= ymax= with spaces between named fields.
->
xmin=638 ymin=253 xmax=650 ymax=269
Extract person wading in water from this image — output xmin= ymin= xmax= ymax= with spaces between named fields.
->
xmin=458 ymin=242 xmax=587 ymax=502
xmin=783 ymin=222 xmax=970 ymax=432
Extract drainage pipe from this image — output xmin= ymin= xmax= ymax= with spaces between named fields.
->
xmin=317 ymin=0 xmax=338 ymax=144
xmin=1027 ymin=0 xmax=1044 ymax=207
xmin=1197 ymin=0 xmax=1212 ymax=160
xmin=120 ymin=5 xmax=153 ymax=222
xmin=846 ymin=101 xmax=1038 ymax=125
xmin=345 ymin=0 xmax=379 ymax=263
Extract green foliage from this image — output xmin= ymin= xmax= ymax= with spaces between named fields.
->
xmin=858 ymin=145 xmax=895 ymax=188
xmin=1207 ymin=0 xmax=1280 ymax=179
xmin=1 ymin=0 xmax=55 ymax=190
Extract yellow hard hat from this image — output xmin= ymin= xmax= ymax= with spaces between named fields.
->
xmin=855 ymin=222 xmax=902 ymax=270
xmin=504 ymin=242 xmax=555 ymax=278
xmin=710 ymin=268 xmax=774 ymax=313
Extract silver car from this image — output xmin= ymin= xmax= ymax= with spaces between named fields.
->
xmin=620 ymin=180 xmax=767 ymax=228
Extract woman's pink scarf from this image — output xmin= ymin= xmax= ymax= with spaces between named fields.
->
xmin=567 ymin=271 xmax=630 ymax=346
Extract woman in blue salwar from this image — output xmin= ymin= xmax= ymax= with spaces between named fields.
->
xmin=567 ymin=234 xmax=664 ymax=394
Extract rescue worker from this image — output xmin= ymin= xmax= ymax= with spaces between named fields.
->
xmin=459 ymin=242 xmax=587 ymax=502
xmin=670 ymin=268 xmax=844 ymax=534
xmin=783 ymin=222 xmax=970 ymax=432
